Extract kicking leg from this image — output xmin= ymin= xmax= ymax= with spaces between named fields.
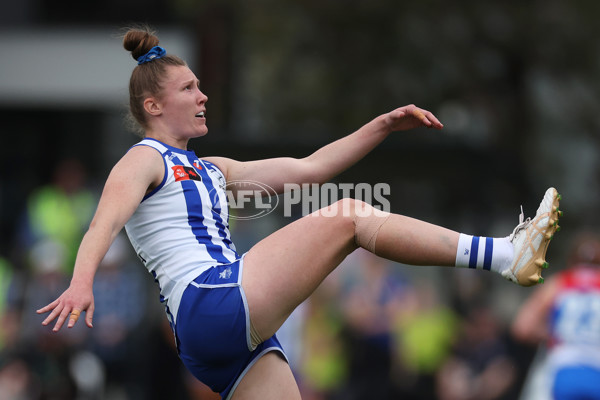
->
xmin=242 ymin=198 xmax=460 ymax=343
xmin=243 ymin=187 xmax=561 ymax=341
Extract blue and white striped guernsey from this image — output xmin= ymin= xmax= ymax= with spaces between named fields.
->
xmin=124 ymin=138 xmax=239 ymax=325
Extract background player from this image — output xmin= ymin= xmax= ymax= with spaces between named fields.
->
xmin=512 ymin=234 xmax=600 ymax=400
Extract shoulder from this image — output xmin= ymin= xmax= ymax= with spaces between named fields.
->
xmin=128 ymin=139 xmax=168 ymax=157
xmin=121 ymin=144 xmax=164 ymax=168
xmin=108 ymin=144 xmax=165 ymax=188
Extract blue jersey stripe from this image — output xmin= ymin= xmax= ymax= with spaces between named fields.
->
xmin=469 ymin=236 xmax=480 ymax=269
xmin=195 ymin=158 xmax=235 ymax=252
xmin=483 ymin=237 xmax=493 ymax=271
xmin=170 ymin=155 xmax=230 ymax=264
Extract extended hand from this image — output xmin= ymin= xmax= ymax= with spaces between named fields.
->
xmin=36 ymin=284 xmax=95 ymax=332
xmin=384 ymin=104 xmax=443 ymax=132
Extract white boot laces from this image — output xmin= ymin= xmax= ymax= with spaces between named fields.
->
xmin=509 ymin=205 xmax=531 ymax=241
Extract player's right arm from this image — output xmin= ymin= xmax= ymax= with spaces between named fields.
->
xmin=36 ymin=145 xmax=164 ymax=332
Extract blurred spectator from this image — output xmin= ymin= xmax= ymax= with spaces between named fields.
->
xmin=147 ymin=318 xmax=204 ymax=400
xmin=436 ymin=305 xmax=518 ymax=400
xmin=394 ymin=279 xmax=459 ymax=399
xmin=86 ymin=233 xmax=153 ymax=400
xmin=300 ymin=276 xmax=348 ymax=400
xmin=20 ymin=238 xmax=84 ymax=345
xmin=0 ymin=256 xmax=41 ymax=400
xmin=276 ymin=301 xmax=309 ymax=382
xmin=0 ymin=355 xmax=41 ymax=400
xmin=8 ymin=157 xmax=100 ymax=398
xmin=0 ymin=157 xmax=101 ymax=399
xmin=512 ymin=233 xmax=600 ymax=400
xmin=0 ymin=256 xmax=18 ymax=351
xmin=18 ymin=158 xmax=96 ymax=274
xmin=17 ymin=237 xmax=79 ymax=399
xmin=336 ymin=249 xmax=411 ymax=400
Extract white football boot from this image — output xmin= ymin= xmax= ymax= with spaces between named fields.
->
xmin=502 ymin=187 xmax=562 ymax=286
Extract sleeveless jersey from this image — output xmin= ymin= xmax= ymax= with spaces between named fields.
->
xmin=124 ymin=138 xmax=239 ymax=325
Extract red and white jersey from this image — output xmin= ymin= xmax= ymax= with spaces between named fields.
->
xmin=550 ymin=265 xmax=600 ymax=346
xmin=124 ymin=138 xmax=239 ymax=324
xmin=547 ymin=264 xmax=600 ymax=369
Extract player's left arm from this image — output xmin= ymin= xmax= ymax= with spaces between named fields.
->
xmin=206 ymin=104 xmax=442 ymax=194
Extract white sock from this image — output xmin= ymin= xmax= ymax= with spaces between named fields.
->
xmin=455 ymin=234 xmax=514 ymax=274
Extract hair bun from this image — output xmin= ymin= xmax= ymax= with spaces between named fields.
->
xmin=123 ymin=29 xmax=160 ymax=62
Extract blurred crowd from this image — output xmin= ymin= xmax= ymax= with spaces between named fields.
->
xmin=4 ymin=156 xmax=592 ymax=400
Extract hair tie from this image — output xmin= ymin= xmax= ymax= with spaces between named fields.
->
xmin=137 ymin=46 xmax=166 ymax=65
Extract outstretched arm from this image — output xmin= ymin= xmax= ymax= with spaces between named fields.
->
xmin=207 ymin=104 xmax=442 ymax=193
xmin=36 ymin=146 xmax=163 ymax=331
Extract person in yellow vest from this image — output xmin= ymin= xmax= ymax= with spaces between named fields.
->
xmin=21 ymin=158 xmax=96 ymax=273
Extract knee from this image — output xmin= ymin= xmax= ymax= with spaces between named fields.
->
xmin=344 ymin=199 xmax=391 ymax=253
xmin=320 ymin=199 xmax=390 ymax=252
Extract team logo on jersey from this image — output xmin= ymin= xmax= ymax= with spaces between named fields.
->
xmin=193 ymin=160 xmax=203 ymax=170
xmin=219 ymin=267 xmax=233 ymax=279
xmin=172 ymin=166 xmax=202 ymax=182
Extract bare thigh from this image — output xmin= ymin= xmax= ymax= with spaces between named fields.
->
xmin=231 ymin=352 xmax=301 ymax=400
xmin=241 ymin=198 xmax=458 ymax=341
xmin=242 ymin=201 xmax=357 ymax=340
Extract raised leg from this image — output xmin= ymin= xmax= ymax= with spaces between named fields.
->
xmin=242 ymin=198 xmax=459 ymax=341
xmin=236 ymin=188 xmax=561 ymax=398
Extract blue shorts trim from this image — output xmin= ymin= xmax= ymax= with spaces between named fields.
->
xmin=174 ymin=257 xmax=288 ymax=399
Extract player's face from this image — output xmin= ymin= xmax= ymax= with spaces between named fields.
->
xmin=158 ymin=65 xmax=208 ymax=138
